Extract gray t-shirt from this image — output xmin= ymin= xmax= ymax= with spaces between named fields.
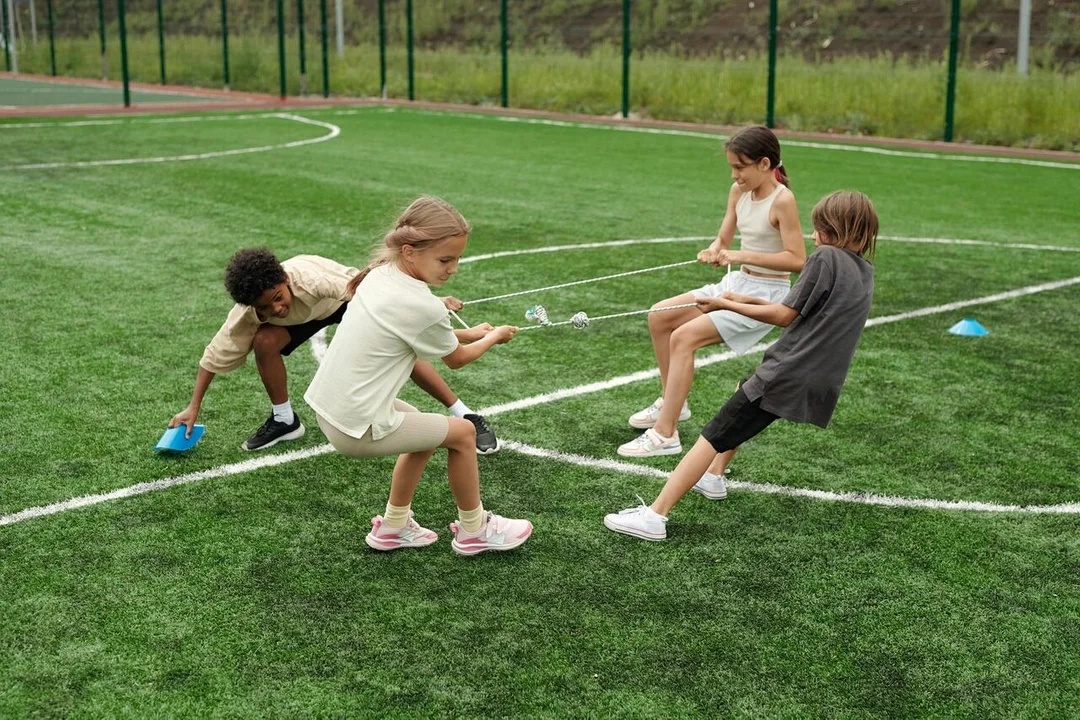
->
xmin=741 ymin=245 xmax=874 ymax=428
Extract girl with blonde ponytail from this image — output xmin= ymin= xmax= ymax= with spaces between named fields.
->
xmin=306 ymin=196 xmax=532 ymax=556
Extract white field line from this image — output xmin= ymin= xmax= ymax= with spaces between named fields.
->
xmin=0 ymin=445 xmax=336 ymax=527
xmin=0 ymin=112 xmax=281 ymax=129
xmin=475 ymin=274 xmax=1080 ymax=417
xmin=4 ymin=273 xmax=1078 ymax=527
xmin=502 ymin=441 xmax=1080 ymax=515
xmin=1 ymin=114 xmax=340 ymax=170
xmin=491 ymin=115 xmax=1080 ymax=170
xmin=461 ymin=234 xmax=1080 ymax=266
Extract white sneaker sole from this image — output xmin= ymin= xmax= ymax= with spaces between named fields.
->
xmin=365 ymin=533 xmax=438 ymax=551
xmin=691 ymin=484 xmax=728 ymax=500
xmin=628 ymin=408 xmax=692 ymax=430
xmin=451 ymin=525 xmax=533 ymax=556
xmin=603 ymin=516 xmax=666 ymax=541
xmin=616 ymin=442 xmax=683 ymax=458
xmin=240 ymin=423 xmax=305 ymax=452
xmin=476 ymin=439 xmax=501 ymax=455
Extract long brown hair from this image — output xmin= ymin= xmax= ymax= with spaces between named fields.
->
xmin=725 ymin=125 xmax=788 ymax=187
xmin=811 ymin=191 xmax=878 ymax=260
xmin=347 ymin=196 xmax=471 ymax=296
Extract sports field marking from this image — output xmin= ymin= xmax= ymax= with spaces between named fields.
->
xmin=0 ymin=112 xmax=283 ymax=129
xmin=462 ymin=235 xmax=1080 ymax=265
xmin=0 ymin=445 xmax=336 ymax=527
xmin=503 ymin=441 xmax=1080 ymax=515
xmin=491 ymin=115 xmax=1080 ymax=170
xmin=1 ymin=113 xmax=340 ymax=170
xmin=4 ymin=272 xmax=1077 ymax=527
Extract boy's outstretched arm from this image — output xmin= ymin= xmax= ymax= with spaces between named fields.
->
xmin=695 ymin=297 xmax=798 ymax=328
xmin=169 ymin=366 xmax=216 ymax=438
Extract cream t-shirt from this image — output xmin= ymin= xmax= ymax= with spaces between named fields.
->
xmin=304 ymin=263 xmax=459 ymax=440
xmin=200 ymin=255 xmax=359 ymax=375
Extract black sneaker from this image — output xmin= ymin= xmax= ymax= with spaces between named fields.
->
xmin=241 ymin=413 xmax=306 ymax=452
xmin=464 ymin=413 xmax=499 ymax=455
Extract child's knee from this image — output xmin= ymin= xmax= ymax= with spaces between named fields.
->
xmin=252 ymin=326 xmax=287 ymax=356
xmin=446 ymin=416 xmax=476 ymax=448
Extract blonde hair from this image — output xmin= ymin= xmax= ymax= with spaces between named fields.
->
xmin=347 ymin=196 xmax=470 ymax=296
xmin=811 ymin=191 xmax=878 ymax=260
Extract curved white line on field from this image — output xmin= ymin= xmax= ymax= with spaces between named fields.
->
xmin=492 ymin=115 xmax=1080 ymax=170
xmin=503 ymin=441 xmax=1080 ymax=515
xmin=461 ymin=233 xmax=1080 ymax=265
xmin=1 ymin=114 xmax=340 ymax=170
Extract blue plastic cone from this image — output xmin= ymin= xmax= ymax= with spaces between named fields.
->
xmin=948 ymin=318 xmax=989 ymax=337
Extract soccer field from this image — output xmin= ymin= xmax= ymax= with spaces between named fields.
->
xmin=2 ymin=107 xmax=1079 ymax=717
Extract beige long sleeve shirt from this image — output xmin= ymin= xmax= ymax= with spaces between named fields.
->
xmin=199 ymin=255 xmax=360 ymax=375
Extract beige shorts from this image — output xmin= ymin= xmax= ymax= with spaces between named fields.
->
xmin=316 ymin=400 xmax=450 ymax=458
xmin=691 ymin=271 xmax=791 ymax=354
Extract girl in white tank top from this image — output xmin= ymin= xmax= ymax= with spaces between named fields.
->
xmin=618 ymin=126 xmax=807 ymax=486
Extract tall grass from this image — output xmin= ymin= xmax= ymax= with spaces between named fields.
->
xmin=15 ymin=36 xmax=1080 ymax=150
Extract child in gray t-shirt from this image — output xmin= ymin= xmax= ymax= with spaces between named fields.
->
xmin=605 ymin=191 xmax=879 ymax=542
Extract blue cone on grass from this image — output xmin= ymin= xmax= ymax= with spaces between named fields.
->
xmin=948 ymin=318 xmax=989 ymax=337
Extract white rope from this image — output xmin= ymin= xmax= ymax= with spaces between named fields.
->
xmin=518 ymin=303 xmax=698 ymax=332
xmin=449 ymin=309 xmax=470 ymax=329
xmin=464 ymin=259 xmax=698 ymax=306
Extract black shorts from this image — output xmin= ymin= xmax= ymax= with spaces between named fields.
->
xmin=701 ymin=381 xmax=779 ymax=454
xmin=280 ymin=302 xmax=348 ymax=357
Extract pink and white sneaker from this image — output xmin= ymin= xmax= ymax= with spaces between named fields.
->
xmin=628 ymin=397 xmax=691 ymax=429
xmin=365 ymin=513 xmax=439 ymax=551
xmin=617 ymin=428 xmax=682 ymax=458
xmin=450 ymin=512 xmax=533 ymax=556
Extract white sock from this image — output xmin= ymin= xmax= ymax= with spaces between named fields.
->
xmin=272 ymin=400 xmax=294 ymax=424
xmin=448 ymin=400 xmax=473 ymax=418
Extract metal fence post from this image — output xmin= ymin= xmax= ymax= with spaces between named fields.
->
xmin=406 ymin=0 xmax=414 ymax=100
xmin=277 ymin=0 xmax=286 ymax=98
xmin=156 ymin=0 xmax=165 ymax=84
xmin=221 ymin=0 xmax=230 ymax=90
xmin=766 ymin=0 xmax=777 ymax=127
xmin=297 ymin=0 xmax=307 ymax=95
xmin=1 ymin=0 xmax=11 ymax=73
xmin=117 ymin=0 xmax=130 ymax=106
xmin=46 ymin=0 xmax=56 ymax=75
xmin=944 ymin=0 xmax=960 ymax=142
xmin=378 ymin=0 xmax=386 ymax=98
xmin=500 ymin=0 xmax=508 ymax=108
xmin=621 ymin=0 xmax=630 ymax=118
xmin=320 ymin=0 xmax=329 ymax=97
xmin=97 ymin=0 xmax=107 ymax=79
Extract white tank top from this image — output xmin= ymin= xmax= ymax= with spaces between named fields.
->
xmin=735 ymin=183 xmax=788 ymax=276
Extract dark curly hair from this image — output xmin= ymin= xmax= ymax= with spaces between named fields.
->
xmin=224 ymin=247 xmax=287 ymax=306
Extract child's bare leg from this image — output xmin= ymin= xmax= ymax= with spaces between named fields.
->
xmin=387 ymin=447 xmax=439 ymax=507
xmin=410 ymin=360 xmax=458 ymax=408
xmin=441 ymin=417 xmax=480 ymax=510
xmin=652 ymin=437 xmax=719 ymax=516
xmin=252 ymin=325 xmax=292 ymax=404
xmin=653 ymin=315 xmax=722 ymax=437
xmin=707 ymin=448 xmax=736 ymax=476
xmin=647 ymin=294 xmax=702 ymax=392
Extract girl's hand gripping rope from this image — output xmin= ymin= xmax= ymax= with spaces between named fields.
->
xmin=441 ymin=296 xmax=465 ymax=311
xmin=489 ymin=325 xmax=519 ymax=344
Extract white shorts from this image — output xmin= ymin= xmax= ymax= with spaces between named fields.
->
xmin=690 ymin=271 xmax=791 ymax=354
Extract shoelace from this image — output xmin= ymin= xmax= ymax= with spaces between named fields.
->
xmin=472 ymin=416 xmax=492 ymax=434
xmin=617 ymin=495 xmax=651 ymax=515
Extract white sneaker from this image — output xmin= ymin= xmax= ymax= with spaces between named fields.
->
xmin=450 ymin=512 xmax=533 ymax=556
xmin=691 ymin=471 xmax=728 ymax=500
xmin=628 ymin=397 xmax=691 ymax=429
xmin=617 ymin=428 xmax=682 ymax=458
xmin=604 ymin=499 xmax=668 ymax=541
xmin=365 ymin=513 xmax=439 ymax=551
